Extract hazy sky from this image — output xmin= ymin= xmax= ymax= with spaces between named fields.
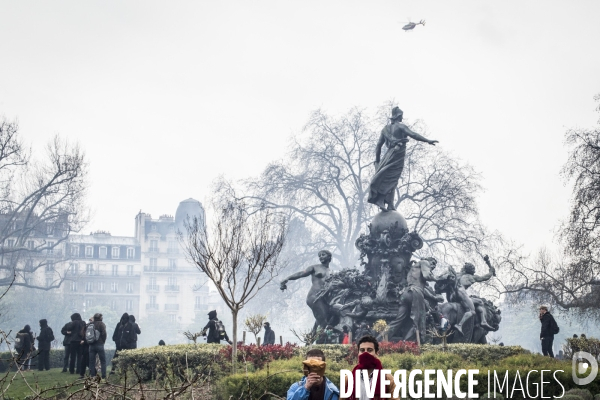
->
xmin=1 ymin=1 xmax=599 ymax=255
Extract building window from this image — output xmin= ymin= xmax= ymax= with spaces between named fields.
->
xmin=86 ymin=299 xmax=93 ymax=308
xmin=69 ymin=263 xmax=79 ymax=275
xmin=46 ymin=277 xmax=53 ymax=287
xmin=98 ymin=282 xmax=105 ymax=292
xmin=85 ymin=282 xmax=93 ymax=292
xmin=168 ymin=276 xmax=177 ymax=286
xmin=70 ymin=281 xmax=77 ymax=292
xmin=99 ymin=246 xmax=107 ymax=259
xmin=46 ymin=224 xmax=54 ymax=235
xmin=46 ymin=241 xmax=54 ymax=255
xmin=45 ymin=260 xmax=55 ymax=272
xmin=149 ymin=240 xmax=158 ymax=252
xmin=6 ymin=239 xmax=14 ymax=247
xmin=127 ymin=247 xmax=135 ymax=259
xmin=126 ymin=282 xmax=133 ymax=293
xmin=112 ymin=265 xmax=118 ymax=276
xmin=111 ymin=282 xmax=118 ymax=293
xmin=125 ymin=300 xmax=133 ymax=311
xmin=195 ymin=296 xmax=202 ymax=309
xmin=70 ymin=245 xmax=79 ymax=257
xmin=168 ymin=259 xmax=176 ymax=269
xmin=27 ymin=240 xmax=34 ymax=250
xmin=110 ymin=300 xmax=117 ymax=311
xmin=85 ymin=246 xmax=93 ymax=258
xmin=169 ymin=314 xmax=176 ymax=322
xmin=149 ymin=295 xmax=156 ymax=304
xmin=151 ymin=224 xmax=157 ymax=231
xmin=112 ymin=247 xmax=120 ymax=259
xmin=86 ymin=264 xmax=94 ymax=275
xmin=126 ymin=265 xmax=133 ymax=276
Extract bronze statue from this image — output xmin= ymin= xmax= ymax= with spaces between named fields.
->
xmin=280 ymin=250 xmax=333 ymax=332
xmin=385 ymin=257 xmax=440 ymax=341
xmin=368 ymin=107 xmax=438 ymax=211
xmin=454 ymin=256 xmax=496 ymax=333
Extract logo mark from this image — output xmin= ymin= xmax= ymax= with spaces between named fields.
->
xmin=572 ymin=351 xmax=598 ymax=385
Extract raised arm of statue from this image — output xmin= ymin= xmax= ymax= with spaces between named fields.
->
xmin=280 ymin=266 xmax=314 ymax=290
xmin=474 ymin=255 xmax=496 ymax=282
xmin=405 ymin=126 xmax=438 ymax=146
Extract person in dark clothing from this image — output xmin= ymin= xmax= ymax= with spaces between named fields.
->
xmin=158 ymin=340 xmax=166 ymax=346
xmin=110 ymin=313 xmax=133 ymax=374
xmin=128 ymin=315 xmax=141 ymax=349
xmin=539 ymin=306 xmax=558 ymax=357
xmin=262 ymin=322 xmax=275 ymax=346
xmin=89 ymin=313 xmax=107 ymax=379
xmin=201 ymin=310 xmax=232 ymax=344
xmin=36 ymin=319 xmax=54 ymax=371
xmin=15 ymin=325 xmax=34 ymax=371
xmin=60 ymin=320 xmax=72 ymax=372
xmin=78 ymin=317 xmax=93 ymax=378
xmin=64 ymin=313 xmax=86 ymax=374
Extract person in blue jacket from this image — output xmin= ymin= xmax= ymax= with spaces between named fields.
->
xmin=287 ymin=348 xmax=339 ymax=400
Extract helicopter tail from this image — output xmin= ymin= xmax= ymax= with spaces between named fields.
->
xmin=420 ymin=20 xmax=426 ymax=26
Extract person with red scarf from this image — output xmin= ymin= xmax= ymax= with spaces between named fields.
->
xmin=341 ymin=336 xmax=398 ymax=400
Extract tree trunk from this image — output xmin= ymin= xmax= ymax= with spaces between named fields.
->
xmin=232 ymin=309 xmax=238 ymax=373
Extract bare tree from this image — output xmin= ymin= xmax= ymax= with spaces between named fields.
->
xmin=183 ymin=194 xmax=287 ymax=369
xmin=244 ymin=105 xmax=489 ymax=269
xmin=0 ymin=118 xmax=88 ymax=290
xmin=244 ymin=313 xmax=266 ymax=345
xmin=495 ymin=95 xmax=600 ymax=319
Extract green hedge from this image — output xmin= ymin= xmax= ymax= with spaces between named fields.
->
xmin=112 ymin=343 xmax=225 ymax=381
xmin=0 ymin=348 xmax=115 ymax=372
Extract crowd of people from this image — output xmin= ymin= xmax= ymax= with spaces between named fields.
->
xmin=13 ymin=312 xmax=141 ymax=380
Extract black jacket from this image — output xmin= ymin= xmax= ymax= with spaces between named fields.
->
xmin=62 ymin=313 xmax=85 ymax=344
xmin=540 ymin=312 xmax=557 ymax=338
xmin=202 ymin=311 xmax=230 ymax=344
xmin=128 ymin=315 xmax=141 ymax=343
xmin=16 ymin=328 xmax=34 ymax=353
xmin=37 ymin=320 xmax=54 ymax=351
xmin=263 ymin=327 xmax=275 ymax=346
xmin=92 ymin=316 xmax=107 ymax=344
xmin=112 ymin=313 xmax=135 ymax=350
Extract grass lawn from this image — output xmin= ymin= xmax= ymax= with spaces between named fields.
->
xmin=0 ymin=368 xmax=95 ymax=399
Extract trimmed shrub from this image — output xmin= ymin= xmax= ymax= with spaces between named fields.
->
xmin=218 ymin=343 xmax=298 ymax=369
xmin=420 ymin=343 xmax=528 ymax=366
xmin=565 ymin=337 xmax=600 ymax=359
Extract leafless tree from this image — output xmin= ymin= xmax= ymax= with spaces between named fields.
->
xmin=183 ymin=192 xmax=287 ymax=369
xmin=495 ymin=95 xmax=600 ymax=319
xmin=244 ymin=313 xmax=266 ymax=345
xmin=243 ymin=104 xmax=490 ymax=270
xmin=0 ymin=117 xmax=88 ymax=290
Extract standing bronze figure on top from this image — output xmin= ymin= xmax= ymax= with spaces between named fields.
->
xmin=368 ymin=106 xmax=438 ymax=211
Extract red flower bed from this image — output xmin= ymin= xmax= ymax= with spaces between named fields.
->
xmin=345 ymin=340 xmax=419 ymax=363
xmin=218 ymin=343 xmax=298 ymax=369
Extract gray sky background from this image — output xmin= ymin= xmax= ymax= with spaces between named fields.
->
xmin=1 ymin=1 xmax=599 ymax=255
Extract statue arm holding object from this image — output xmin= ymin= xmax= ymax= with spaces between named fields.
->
xmin=280 ymin=266 xmax=314 ymax=290
xmin=405 ymin=127 xmax=438 ymax=145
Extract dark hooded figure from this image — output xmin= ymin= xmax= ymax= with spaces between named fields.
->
xmin=15 ymin=325 xmax=34 ymax=371
xmin=201 ymin=310 xmax=232 ymax=344
xmin=36 ymin=319 xmax=54 ymax=371
xmin=64 ymin=313 xmax=85 ymax=374
xmin=262 ymin=322 xmax=275 ymax=346
xmin=110 ymin=313 xmax=132 ymax=375
xmin=128 ymin=315 xmax=141 ymax=349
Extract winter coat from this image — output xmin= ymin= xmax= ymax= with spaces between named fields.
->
xmin=540 ymin=312 xmax=558 ymax=339
xmin=287 ymin=376 xmax=340 ymax=400
xmin=202 ymin=311 xmax=230 ymax=344
xmin=92 ymin=315 xmax=107 ymax=344
xmin=62 ymin=313 xmax=85 ymax=344
xmin=128 ymin=315 xmax=141 ymax=343
xmin=112 ymin=313 xmax=134 ymax=349
xmin=15 ymin=328 xmax=34 ymax=353
xmin=36 ymin=320 xmax=54 ymax=351
xmin=263 ymin=327 xmax=275 ymax=346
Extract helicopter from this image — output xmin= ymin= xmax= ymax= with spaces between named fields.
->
xmin=401 ymin=19 xmax=425 ymax=31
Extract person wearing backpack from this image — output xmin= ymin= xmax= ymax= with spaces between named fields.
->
xmin=539 ymin=305 xmax=559 ymax=357
xmin=14 ymin=325 xmax=34 ymax=371
xmin=36 ymin=319 xmax=54 ymax=371
xmin=78 ymin=317 xmax=95 ymax=378
xmin=201 ymin=310 xmax=232 ymax=344
xmin=88 ymin=313 xmax=107 ymax=380
xmin=109 ymin=313 xmax=132 ymax=375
